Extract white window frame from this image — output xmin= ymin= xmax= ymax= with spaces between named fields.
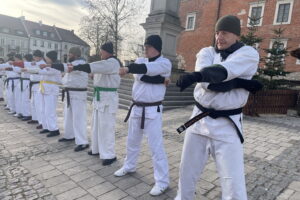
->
xmin=185 ymin=13 xmax=196 ymax=31
xmin=296 ymin=45 xmax=300 ymax=65
xmin=248 ymin=1 xmax=265 ymax=27
xmin=273 ymin=0 xmax=294 ymax=25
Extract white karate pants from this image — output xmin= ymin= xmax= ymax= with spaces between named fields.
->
xmin=122 ymin=112 xmax=169 ymax=188
xmin=63 ymin=98 xmax=88 ymax=145
xmin=31 ymin=87 xmax=43 ymax=123
xmin=41 ymin=94 xmax=59 ymax=131
xmin=175 ymin=132 xmax=247 ymax=200
xmin=91 ymin=105 xmax=116 ymax=159
xmin=21 ymin=80 xmax=31 ymax=117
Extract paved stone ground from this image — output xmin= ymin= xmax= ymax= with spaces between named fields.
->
xmin=0 ymin=101 xmax=300 ymax=200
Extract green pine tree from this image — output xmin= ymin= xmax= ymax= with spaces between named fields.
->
xmin=240 ymin=16 xmax=263 ymax=47
xmin=261 ymin=27 xmax=289 ymax=82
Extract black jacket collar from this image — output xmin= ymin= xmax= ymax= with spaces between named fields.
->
xmin=148 ymin=54 xmax=161 ymax=62
xmin=215 ymin=42 xmax=244 ymax=61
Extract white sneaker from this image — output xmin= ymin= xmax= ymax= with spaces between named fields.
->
xmin=114 ymin=167 xmax=135 ymax=177
xmin=13 ymin=113 xmax=19 ymax=117
xmin=8 ymin=111 xmax=15 ymax=114
xmin=149 ymin=185 xmax=168 ymax=196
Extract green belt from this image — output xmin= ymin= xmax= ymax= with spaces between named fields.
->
xmin=94 ymin=87 xmax=117 ymax=101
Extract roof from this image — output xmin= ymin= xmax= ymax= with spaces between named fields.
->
xmin=0 ymin=14 xmax=28 ymax=37
xmin=0 ymin=14 xmax=89 ymax=47
xmin=55 ymin=27 xmax=89 ymax=46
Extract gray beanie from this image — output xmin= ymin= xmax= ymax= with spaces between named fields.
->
xmin=215 ymin=15 xmax=241 ymax=36
xmin=69 ymin=47 xmax=81 ymax=57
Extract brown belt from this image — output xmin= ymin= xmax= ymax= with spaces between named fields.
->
xmin=124 ymin=100 xmax=162 ymax=129
xmin=62 ymin=87 xmax=88 ymax=107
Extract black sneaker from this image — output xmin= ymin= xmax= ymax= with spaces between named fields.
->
xmin=40 ymin=129 xmax=50 ymax=134
xmin=36 ymin=124 xmax=43 ymax=129
xmin=102 ymin=157 xmax=117 ymax=166
xmin=87 ymin=150 xmax=99 ymax=156
xmin=17 ymin=114 xmax=23 ymax=119
xmin=74 ymin=144 xmax=89 ymax=152
xmin=58 ymin=138 xmax=75 ymax=142
xmin=28 ymin=120 xmax=38 ymax=124
xmin=22 ymin=116 xmax=31 ymax=121
xmin=47 ymin=130 xmax=60 ymax=137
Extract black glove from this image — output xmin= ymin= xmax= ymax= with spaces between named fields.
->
xmin=236 ymin=78 xmax=263 ymax=94
xmin=208 ymin=79 xmax=238 ymax=92
xmin=73 ymin=64 xmax=91 ymax=73
xmin=176 ymin=72 xmax=202 ymax=92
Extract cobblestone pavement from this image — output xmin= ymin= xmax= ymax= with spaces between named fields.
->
xmin=0 ymin=101 xmax=300 ymax=200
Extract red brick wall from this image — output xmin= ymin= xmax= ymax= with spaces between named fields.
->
xmin=177 ymin=0 xmax=300 ymax=72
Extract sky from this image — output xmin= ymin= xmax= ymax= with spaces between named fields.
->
xmin=0 ymin=0 xmax=88 ymax=32
xmin=0 ymin=0 xmax=150 ymax=33
xmin=0 ymin=0 xmax=151 ymax=57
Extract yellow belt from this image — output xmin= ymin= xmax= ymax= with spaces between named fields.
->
xmin=39 ymin=80 xmax=59 ymax=94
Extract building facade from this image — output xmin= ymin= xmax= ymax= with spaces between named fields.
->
xmin=177 ymin=0 xmax=300 ymax=72
xmin=0 ymin=14 xmax=89 ymax=61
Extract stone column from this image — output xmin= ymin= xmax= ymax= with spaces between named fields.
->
xmin=141 ymin=0 xmax=184 ymax=68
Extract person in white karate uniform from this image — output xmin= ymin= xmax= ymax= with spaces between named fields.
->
xmin=20 ymin=54 xmax=34 ymax=121
xmin=38 ymin=51 xmax=61 ymax=137
xmin=115 ymin=35 xmax=171 ymax=196
xmin=68 ymin=42 xmax=121 ymax=165
xmin=25 ymin=50 xmax=46 ymax=128
xmin=174 ymin=15 xmax=260 ymax=200
xmin=11 ymin=54 xmax=23 ymax=118
xmin=0 ymin=55 xmax=19 ymax=114
xmin=0 ymin=58 xmax=5 ymax=102
xmin=47 ymin=47 xmax=89 ymax=152
xmin=10 ymin=54 xmax=33 ymax=121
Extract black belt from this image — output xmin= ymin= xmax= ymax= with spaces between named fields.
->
xmin=62 ymin=87 xmax=88 ymax=107
xmin=177 ymin=103 xmax=244 ymax=143
xmin=29 ymin=81 xmax=40 ymax=99
xmin=20 ymin=78 xmax=30 ymax=92
xmin=124 ymin=100 xmax=162 ymax=129
xmin=6 ymin=77 xmax=20 ymax=92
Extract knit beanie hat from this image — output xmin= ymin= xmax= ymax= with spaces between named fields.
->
xmin=69 ymin=47 xmax=81 ymax=57
xmin=24 ymin=54 xmax=33 ymax=62
xmin=46 ymin=51 xmax=58 ymax=62
xmin=101 ymin=42 xmax=114 ymax=54
xmin=215 ymin=15 xmax=241 ymax=36
xmin=144 ymin=35 xmax=162 ymax=52
xmin=33 ymin=50 xmax=43 ymax=58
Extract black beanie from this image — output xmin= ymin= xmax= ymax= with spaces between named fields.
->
xmin=46 ymin=51 xmax=58 ymax=62
xmin=215 ymin=15 xmax=241 ymax=36
xmin=33 ymin=50 xmax=43 ymax=58
xmin=14 ymin=54 xmax=22 ymax=60
xmin=101 ymin=42 xmax=113 ymax=54
xmin=144 ymin=35 xmax=162 ymax=52
xmin=24 ymin=54 xmax=33 ymax=62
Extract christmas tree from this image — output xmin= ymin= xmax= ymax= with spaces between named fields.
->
xmin=261 ymin=27 xmax=289 ymax=83
xmin=240 ymin=16 xmax=263 ymax=48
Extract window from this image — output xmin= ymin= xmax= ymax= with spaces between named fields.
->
xmin=11 ymin=40 xmax=15 ymax=47
xmin=21 ymin=41 xmax=25 ymax=48
xmin=274 ymin=0 xmax=294 ymax=25
xmin=33 ymin=40 xmax=37 ymax=46
xmin=55 ymin=43 xmax=58 ymax=50
xmin=16 ymin=30 xmax=24 ymax=35
xmin=296 ymin=45 xmax=300 ymax=65
xmin=41 ymin=40 xmax=44 ymax=47
xmin=48 ymin=42 xmax=52 ymax=48
xmin=268 ymin=39 xmax=288 ymax=62
xmin=185 ymin=13 xmax=196 ymax=31
xmin=248 ymin=2 xmax=265 ymax=26
xmin=0 ymin=38 xmax=4 ymax=45
xmin=36 ymin=30 xmax=40 ymax=35
xmin=2 ymin=28 xmax=9 ymax=33
xmin=64 ymin=44 xmax=68 ymax=49
xmin=43 ymin=32 xmax=47 ymax=37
